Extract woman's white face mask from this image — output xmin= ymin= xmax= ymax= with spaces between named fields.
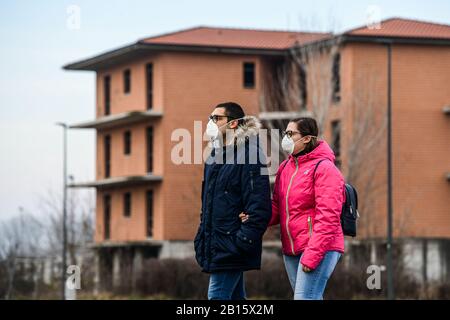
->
xmin=281 ymin=135 xmax=316 ymax=155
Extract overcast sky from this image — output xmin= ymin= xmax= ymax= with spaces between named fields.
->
xmin=1 ymin=0 xmax=449 ymax=220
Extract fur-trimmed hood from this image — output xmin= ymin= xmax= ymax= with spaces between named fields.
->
xmin=225 ymin=115 xmax=262 ymax=147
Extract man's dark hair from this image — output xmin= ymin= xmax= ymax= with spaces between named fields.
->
xmin=215 ymin=102 xmax=245 ymax=123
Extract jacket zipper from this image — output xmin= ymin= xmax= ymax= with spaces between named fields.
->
xmin=249 ymin=171 xmax=254 ymax=191
xmin=285 ymin=158 xmax=299 ymax=255
xmin=308 ymin=216 xmax=313 ymax=238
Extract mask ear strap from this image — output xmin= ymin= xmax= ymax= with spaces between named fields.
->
xmin=226 ymin=117 xmax=245 ymax=129
xmin=293 ymin=134 xmax=316 ymax=145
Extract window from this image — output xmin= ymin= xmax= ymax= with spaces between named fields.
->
xmin=331 ymin=120 xmax=341 ymax=167
xmin=146 ymin=190 xmax=154 ymax=238
xmin=298 ymin=64 xmax=307 ymax=109
xmin=243 ymin=62 xmax=255 ymax=88
xmin=104 ymin=135 xmax=111 ymax=178
xmin=146 ymin=127 xmax=153 ymax=173
xmin=146 ymin=63 xmax=153 ymax=109
xmin=123 ymin=69 xmax=131 ymax=93
xmin=123 ymin=192 xmax=131 ymax=217
xmin=103 ymin=194 xmax=111 ymax=240
xmin=104 ymin=75 xmax=111 ymax=115
xmin=332 ymin=53 xmax=341 ymax=103
xmin=124 ymin=130 xmax=131 ymax=155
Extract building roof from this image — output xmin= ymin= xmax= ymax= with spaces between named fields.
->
xmin=63 ymin=27 xmax=330 ymax=70
xmin=63 ymin=18 xmax=450 ymax=71
xmin=345 ymin=17 xmax=450 ymax=40
xmin=138 ymin=26 xmax=329 ymax=50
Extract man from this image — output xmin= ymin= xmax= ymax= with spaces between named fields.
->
xmin=194 ymin=102 xmax=271 ymax=300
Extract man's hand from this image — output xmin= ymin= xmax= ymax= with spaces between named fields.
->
xmin=239 ymin=212 xmax=250 ymax=223
xmin=302 ymin=265 xmax=312 ymax=273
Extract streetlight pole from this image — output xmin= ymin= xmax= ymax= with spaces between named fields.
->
xmin=56 ymin=122 xmax=68 ymax=300
xmin=386 ymin=43 xmax=395 ymax=300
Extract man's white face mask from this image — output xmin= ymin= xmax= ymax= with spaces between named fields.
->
xmin=205 ymin=116 xmax=244 ymax=140
xmin=281 ymin=134 xmax=317 ymax=155
xmin=205 ymin=120 xmax=221 ymax=140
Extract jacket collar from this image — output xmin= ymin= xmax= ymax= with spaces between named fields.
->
xmin=288 ymin=140 xmax=336 ymax=163
xmin=224 ymin=115 xmax=262 ymax=147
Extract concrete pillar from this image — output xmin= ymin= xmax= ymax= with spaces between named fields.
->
xmin=370 ymin=240 xmax=377 ymax=265
xmin=422 ymin=239 xmax=428 ymax=286
xmin=112 ymin=249 xmax=121 ymax=291
xmin=131 ymin=249 xmax=143 ymax=294
xmin=93 ymin=251 xmax=100 ymax=296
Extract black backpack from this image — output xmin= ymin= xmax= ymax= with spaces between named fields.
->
xmin=313 ymin=159 xmax=359 ymax=237
xmin=276 ymin=158 xmax=359 ymax=237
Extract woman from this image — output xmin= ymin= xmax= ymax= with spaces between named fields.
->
xmin=240 ymin=117 xmax=345 ymax=300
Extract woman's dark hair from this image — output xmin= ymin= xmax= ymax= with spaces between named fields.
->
xmin=215 ymin=102 xmax=245 ymax=125
xmin=290 ymin=117 xmax=319 ymax=154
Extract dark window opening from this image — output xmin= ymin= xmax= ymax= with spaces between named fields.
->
xmin=123 ymin=69 xmax=131 ymax=93
xmin=123 ymin=192 xmax=131 ymax=217
xmin=104 ymin=135 xmax=111 ymax=178
xmin=124 ymin=130 xmax=131 ymax=155
xmin=146 ymin=63 xmax=153 ymax=109
xmin=146 ymin=190 xmax=154 ymax=238
xmin=103 ymin=194 xmax=111 ymax=240
xmin=298 ymin=64 xmax=307 ymax=109
xmin=331 ymin=120 xmax=341 ymax=167
xmin=104 ymin=75 xmax=111 ymax=115
xmin=243 ymin=62 xmax=255 ymax=88
xmin=146 ymin=127 xmax=153 ymax=173
xmin=332 ymin=53 xmax=341 ymax=103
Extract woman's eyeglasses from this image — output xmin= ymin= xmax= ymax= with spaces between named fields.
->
xmin=283 ymin=130 xmax=301 ymax=138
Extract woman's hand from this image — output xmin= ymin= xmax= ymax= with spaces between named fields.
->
xmin=302 ymin=265 xmax=312 ymax=273
xmin=239 ymin=212 xmax=250 ymax=223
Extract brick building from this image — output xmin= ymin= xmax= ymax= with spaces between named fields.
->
xmin=64 ymin=18 xmax=450 ymax=290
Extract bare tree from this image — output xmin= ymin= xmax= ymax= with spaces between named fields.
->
xmin=38 ymin=187 xmax=95 ymax=268
xmin=260 ymin=29 xmax=389 ymax=239
xmin=0 ymin=211 xmax=44 ymax=299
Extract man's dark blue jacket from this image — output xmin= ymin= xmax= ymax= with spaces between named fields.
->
xmin=194 ymin=116 xmax=271 ymax=273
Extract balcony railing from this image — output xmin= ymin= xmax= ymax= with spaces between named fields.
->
xmin=68 ymin=174 xmax=163 ymax=189
xmin=258 ymin=110 xmax=312 ymax=121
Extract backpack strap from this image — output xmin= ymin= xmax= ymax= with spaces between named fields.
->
xmin=276 ymin=158 xmax=330 ymax=189
xmin=278 ymin=158 xmax=327 ymax=184
xmin=312 ymin=159 xmax=329 ymax=179
xmin=311 ymin=159 xmax=331 ymax=208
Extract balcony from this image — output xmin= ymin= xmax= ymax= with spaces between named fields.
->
xmin=68 ymin=174 xmax=163 ymax=190
xmin=258 ymin=110 xmax=312 ymax=121
xmin=88 ymin=240 xmax=164 ymax=249
xmin=69 ymin=110 xmax=163 ymax=130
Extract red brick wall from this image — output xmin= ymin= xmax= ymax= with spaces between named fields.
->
xmin=92 ymin=43 xmax=450 ymax=243
xmin=340 ymin=42 xmax=450 ymax=238
xmin=160 ymin=52 xmax=261 ymax=240
xmin=94 ymin=51 xmax=263 ymax=242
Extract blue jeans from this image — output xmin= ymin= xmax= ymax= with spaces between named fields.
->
xmin=208 ymin=271 xmax=246 ymax=300
xmin=283 ymin=251 xmax=341 ymax=300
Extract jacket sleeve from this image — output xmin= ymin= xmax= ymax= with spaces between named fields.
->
xmin=235 ymin=161 xmax=272 ymax=253
xmin=300 ymin=161 xmax=345 ymax=270
xmin=269 ymin=160 xmax=287 ymax=226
